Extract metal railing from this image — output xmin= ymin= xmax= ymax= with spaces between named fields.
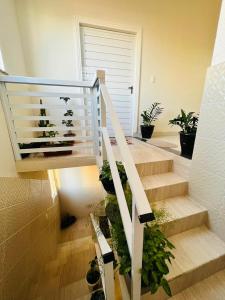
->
xmin=91 ymin=70 xmax=153 ymax=300
xmin=0 ymin=70 xmax=153 ymax=299
xmin=0 ymin=75 xmax=96 ymax=159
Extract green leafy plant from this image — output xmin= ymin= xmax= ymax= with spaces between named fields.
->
xmin=38 ymin=99 xmax=49 ymax=137
xmin=100 ymin=160 xmax=127 ymax=182
xmin=99 ymin=161 xmax=128 ymax=194
xmin=105 ymin=186 xmax=175 ymax=297
xmin=141 ymin=102 xmax=164 ymax=126
xmin=169 ymin=109 xmax=198 ymax=134
xmin=60 ymin=97 xmax=74 ymax=128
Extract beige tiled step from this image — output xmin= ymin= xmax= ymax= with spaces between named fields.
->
xmin=141 ymin=172 xmax=188 ymax=202
xmin=152 ymin=196 xmax=208 ymax=236
xmin=136 ymin=159 xmax=173 ymax=177
xmin=142 ymin=226 xmax=225 ymax=300
xmin=170 ymin=268 xmax=225 ymax=300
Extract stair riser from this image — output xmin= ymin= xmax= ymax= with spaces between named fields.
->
xmin=141 ymin=255 xmax=225 ymax=300
xmin=145 ymin=182 xmax=188 ymax=202
xmin=162 ymin=212 xmax=208 ymax=237
xmin=136 ymin=160 xmax=173 ymax=177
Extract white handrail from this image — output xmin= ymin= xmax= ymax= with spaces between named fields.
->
xmin=100 ymin=84 xmax=153 ymax=222
xmin=0 ymin=75 xmax=93 ymax=88
xmin=102 ymin=127 xmax=132 ymax=254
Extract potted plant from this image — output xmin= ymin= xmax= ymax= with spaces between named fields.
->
xmin=60 ymin=97 xmax=76 ymax=146
xmin=140 ymin=102 xmax=163 ymax=139
xmin=37 ymin=100 xmax=73 ymax=156
xmin=99 ymin=160 xmax=127 ymax=195
xmin=86 ymin=257 xmax=101 ymax=292
xmin=169 ymin=109 xmax=198 ymax=158
xmin=90 ymin=289 xmax=105 ymax=300
xmin=105 ymin=186 xmax=175 ymax=297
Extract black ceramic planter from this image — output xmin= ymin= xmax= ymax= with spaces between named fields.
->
xmin=99 ymin=176 xmax=127 ymax=195
xmin=180 ymin=132 xmax=196 ymax=159
xmin=140 ymin=125 xmax=155 ymax=139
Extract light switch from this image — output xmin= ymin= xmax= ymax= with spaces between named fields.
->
xmin=150 ymin=76 xmax=156 ymax=84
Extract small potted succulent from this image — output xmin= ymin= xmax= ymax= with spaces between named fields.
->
xmin=38 ymin=100 xmax=72 ymax=156
xmin=140 ymin=102 xmax=163 ymax=139
xmin=169 ymin=109 xmax=198 ymax=158
xmin=99 ymin=160 xmax=127 ymax=195
xmin=86 ymin=257 xmax=101 ymax=292
xmin=91 ymin=289 xmax=105 ymax=300
xmin=60 ymin=97 xmax=76 ymax=146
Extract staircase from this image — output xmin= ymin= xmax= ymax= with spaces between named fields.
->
xmin=27 ymin=218 xmax=95 ymax=300
xmin=129 ymin=139 xmax=225 ymax=299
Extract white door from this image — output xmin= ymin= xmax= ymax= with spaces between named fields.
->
xmin=80 ymin=26 xmax=136 ymax=136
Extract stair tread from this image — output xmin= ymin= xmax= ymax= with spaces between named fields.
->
xmin=113 ymin=140 xmax=172 ymax=164
xmin=167 ymin=226 xmax=225 ymax=281
xmin=141 ymin=172 xmax=187 ymax=190
xmin=152 ymin=196 xmax=207 ymax=221
xmin=170 ymin=268 xmax=225 ymax=299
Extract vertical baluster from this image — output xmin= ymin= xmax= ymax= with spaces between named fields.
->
xmin=104 ymin=260 xmax=115 ymax=300
xmin=0 ymin=82 xmax=21 ymax=160
xmin=90 ymin=85 xmax=99 ymax=156
xmin=96 ymin=70 xmax=107 ymax=162
xmin=131 ymin=198 xmax=144 ymax=300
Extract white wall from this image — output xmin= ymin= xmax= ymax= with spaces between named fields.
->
xmin=15 ymin=0 xmax=221 ymax=134
xmin=54 ymin=166 xmax=104 ymax=217
xmin=0 ymin=0 xmax=27 ymax=177
xmin=190 ymin=0 xmax=225 ymax=241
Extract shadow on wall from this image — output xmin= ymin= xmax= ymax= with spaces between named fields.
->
xmin=54 ymin=166 xmax=105 ymax=217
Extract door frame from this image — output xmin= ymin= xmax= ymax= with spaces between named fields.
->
xmin=74 ymin=16 xmax=142 ymax=135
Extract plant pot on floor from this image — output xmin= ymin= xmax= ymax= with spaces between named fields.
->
xmin=90 ymin=289 xmax=105 ymax=300
xmin=86 ymin=266 xmax=101 ymax=292
xmin=179 ymin=132 xmax=196 ymax=159
xmin=140 ymin=125 xmax=155 ymax=139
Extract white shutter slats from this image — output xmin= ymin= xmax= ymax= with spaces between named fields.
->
xmin=81 ymin=26 xmax=135 ymax=136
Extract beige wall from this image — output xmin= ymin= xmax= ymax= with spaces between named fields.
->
xmin=54 ymin=166 xmax=104 ymax=217
xmin=190 ymin=0 xmax=225 ymax=242
xmin=0 ymin=0 xmax=27 ymax=177
xmin=0 ymin=173 xmax=60 ymax=299
xmin=15 ymin=0 xmax=221 ymax=134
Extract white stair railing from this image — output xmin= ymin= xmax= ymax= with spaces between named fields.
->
xmin=0 ymin=70 xmax=154 ymax=299
xmin=0 ymin=75 xmax=96 ymax=159
xmin=91 ymin=70 xmax=154 ymax=300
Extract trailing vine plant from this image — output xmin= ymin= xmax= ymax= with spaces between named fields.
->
xmin=105 ymin=182 xmax=175 ymax=296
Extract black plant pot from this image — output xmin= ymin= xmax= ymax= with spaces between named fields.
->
xmin=180 ymin=132 xmax=196 ymax=159
xmin=140 ymin=125 xmax=155 ymax=139
xmin=99 ymin=176 xmax=127 ymax=195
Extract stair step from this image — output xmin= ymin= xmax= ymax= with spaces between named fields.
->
xmin=152 ymin=196 xmax=208 ymax=236
xmin=136 ymin=159 xmax=173 ymax=177
xmin=170 ymin=268 xmax=225 ymax=300
xmin=142 ymin=226 xmax=225 ymax=300
xmin=141 ymin=172 xmax=188 ymax=202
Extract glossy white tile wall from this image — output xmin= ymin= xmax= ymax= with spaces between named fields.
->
xmin=212 ymin=0 xmax=225 ymax=65
xmin=190 ymin=62 xmax=225 ymax=242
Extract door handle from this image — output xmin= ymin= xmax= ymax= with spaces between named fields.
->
xmin=128 ymin=86 xmax=133 ymax=94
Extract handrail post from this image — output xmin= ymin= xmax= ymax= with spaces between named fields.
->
xmin=131 ymin=198 xmax=144 ymax=300
xmin=0 ymin=82 xmax=21 ymax=160
xmin=96 ymin=70 xmax=107 ymax=162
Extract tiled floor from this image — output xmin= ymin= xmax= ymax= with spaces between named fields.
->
xmin=27 ymin=218 xmax=95 ymax=300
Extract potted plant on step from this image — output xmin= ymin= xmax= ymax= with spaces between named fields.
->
xmin=86 ymin=257 xmax=101 ymax=292
xmin=140 ymin=102 xmax=163 ymax=139
xmin=169 ymin=109 xmax=198 ymax=159
xmin=60 ymin=97 xmax=76 ymax=146
xmin=91 ymin=289 xmax=105 ymax=300
xmin=99 ymin=160 xmax=127 ymax=195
